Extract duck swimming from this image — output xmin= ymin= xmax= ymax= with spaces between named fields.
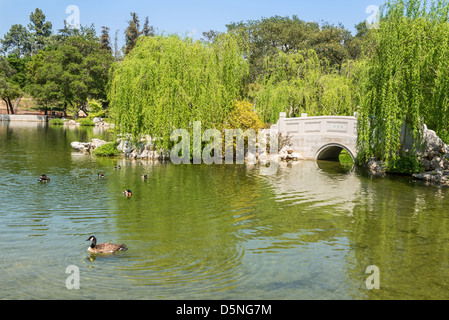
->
xmin=115 ymin=165 xmax=122 ymax=170
xmin=123 ymin=189 xmax=132 ymax=197
xmin=98 ymin=173 xmax=105 ymax=178
xmin=38 ymin=174 xmax=50 ymax=182
xmin=142 ymin=174 xmax=148 ymax=180
xmin=86 ymin=236 xmax=128 ymax=254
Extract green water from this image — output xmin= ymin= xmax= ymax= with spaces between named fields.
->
xmin=1 ymin=122 xmax=449 ymax=300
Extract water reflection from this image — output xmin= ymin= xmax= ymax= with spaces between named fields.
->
xmin=1 ymin=122 xmax=449 ymax=299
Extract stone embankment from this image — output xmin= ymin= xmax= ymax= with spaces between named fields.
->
xmin=412 ymin=126 xmax=449 ymax=186
xmin=70 ymin=131 xmax=305 ymax=163
xmin=64 ymin=117 xmax=115 ymax=128
xmin=366 ymin=125 xmax=449 ymax=186
xmin=71 ymin=139 xmax=108 ymax=153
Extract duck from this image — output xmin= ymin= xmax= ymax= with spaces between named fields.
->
xmin=123 ymin=189 xmax=132 ymax=197
xmin=142 ymin=174 xmax=148 ymax=180
xmin=86 ymin=236 xmax=128 ymax=254
xmin=114 ymin=165 xmax=122 ymax=170
xmin=38 ymin=174 xmax=50 ymax=182
xmin=98 ymin=173 xmax=105 ymax=178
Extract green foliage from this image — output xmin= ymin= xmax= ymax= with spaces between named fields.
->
xmin=251 ymin=50 xmax=357 ymax=123
xmin=386 ymin=154 xmax=424 ymax=174
xmin=339 ymin=149 xmax=354 ymax=164
xmin=357 ymin=0 xmax=449 ymax=166
xmin=109 ymin=34 xmax=248 ymax=150
xmin=0 ymin=56 xmax=25 ymax=114
xmin=99 ymin=26 xmax=112 ymax=53
xmin=226 ymin=16 xmax=357 ymax=83
xmin=86 ymin=98 xmax=107 ymax=119
xmin=123 ymin=13 xmax=154 ymax=54
xmin=49 ymin=118 xmax=64 ymax=125
xmin=28 ymin=8 xmax=52 ymax=53
xmin=1 ymin=24 xmax=33 ymax=57
xmin=93 ymin=142 xmax=121 ymax=156
xmin=225 ymin=100 xmax=264 ymax=131
xmin=27 ymin=36 xmax=114 ymax=114
xmin=78 ymin=119 xmax=95 ymax=126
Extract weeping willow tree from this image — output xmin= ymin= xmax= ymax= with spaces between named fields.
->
xmin=357 ymin=0 xmax=449 ymax=166
xmin=250 ymin=49 xmax=357 ymax=124
xmin=108 ymin=34 xmax=248 ymax=149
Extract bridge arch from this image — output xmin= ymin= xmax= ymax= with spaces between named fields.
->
xmin=271 ymin=113 xmax=358 ymax=161
xmin=315 ymin=143 xmax=355 ymax=162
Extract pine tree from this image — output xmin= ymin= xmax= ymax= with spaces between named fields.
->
xmin=28 ymin=8 xmax=52 ymax=53
xmin=142 ymin=17 xmax=155 ymax=37
xmin=99 ymin=26 xmax=112 ymax=53
xmin=124 ymin=12 xmax=141 ymax=55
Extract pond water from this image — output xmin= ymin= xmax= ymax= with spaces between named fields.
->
xmin=1 ymin=122 xmax=449 ymax=300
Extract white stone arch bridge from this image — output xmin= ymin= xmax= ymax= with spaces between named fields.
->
xmin=271 ymin=112 xmax=358 ymax=161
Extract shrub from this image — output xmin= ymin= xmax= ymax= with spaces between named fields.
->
xmin=225 ymin=101 xmax=265 ymax=131
xmin=49 ymin=119 xmax=64 ymax=125
xmin=93 ymin=142 xmax=121 ymax=157
xmin=79 ymin=119 xmax=95 ymax=126
xmin=386 ymin=155 xmax=424 ymax=175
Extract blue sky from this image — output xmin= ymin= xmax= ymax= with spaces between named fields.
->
xmin=0 ymin=0 xmax=384 ymax=44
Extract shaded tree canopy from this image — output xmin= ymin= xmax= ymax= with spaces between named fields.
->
xmin=27 ymin=36 xmax=114 ymax=114
xmin=226 ymin=15 xmax=360 ymax=82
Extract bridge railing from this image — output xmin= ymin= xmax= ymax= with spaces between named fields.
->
xmin=272 ymin=112 xmax=357 ymax=138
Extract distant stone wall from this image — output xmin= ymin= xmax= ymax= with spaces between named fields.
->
xmin=0 ymin=114 xmax=48 ymax=122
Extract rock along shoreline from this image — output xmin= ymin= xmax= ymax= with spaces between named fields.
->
xmin=71 ymin=125 xmax=449 ymax=186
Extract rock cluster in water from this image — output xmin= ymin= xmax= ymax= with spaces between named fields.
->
xmin=64 ymin=118 xmax=115 ymax=128
xmin=366 ymin=125 xmax=449 ymax=186
xmin=412 ymin=126 xmax=449 ymax=186
xmin=71 ymin=139 xmax=108 ymax=153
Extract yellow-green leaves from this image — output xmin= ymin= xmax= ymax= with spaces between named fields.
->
xmin=108 ymin=34 xmax=248 ymax=149
xmin=357 ymin=0 xmax=449 ymax=165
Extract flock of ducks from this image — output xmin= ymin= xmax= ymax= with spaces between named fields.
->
xmin=38 ymin=165 xmax=147 ymax=254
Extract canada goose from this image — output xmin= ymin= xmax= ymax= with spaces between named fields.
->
xmin=38 ymin=174 xmax=50 ymax=182
xmin=86 ymin=236 xmax=128 ymax=254
xmin=123 ymin=189 xmax=132 ymax=197
xmin=142 ymin=174 xmax=148 ymax=180
xmin=98 ymin=173 xmax=105 ymax=178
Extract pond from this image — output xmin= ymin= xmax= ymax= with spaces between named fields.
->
xmin=1 ymin=122 xmax=449 ymax=300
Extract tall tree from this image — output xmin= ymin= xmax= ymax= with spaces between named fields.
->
xmin=27 ymin=36 xmax=114 ymax=116
xmin=0 ymin=54 xmax=30 ymax=114
xmin=0 ymin=57 xmax=20 ymax=114
xmin=108 ymin=34 xmax=249 ymax=149
xmin=99 ymin=26 xmax=112 ymax=52
xmin=142 ymin=17 xmax=155 ymax=37
xmin=124 ymin=12 xmax=141 ymax=55
xmin=0 ymin=24 xmax=33 ymax=57
xmin=357 ymin=0 xmax=449 ymax=166
xmin=226 ymin=16 xmax=354 ymax=82
xmin=251 ymin=49 xmax=356 ymax=123
xmin=28 ymin=8 xmax=53 ymax=53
